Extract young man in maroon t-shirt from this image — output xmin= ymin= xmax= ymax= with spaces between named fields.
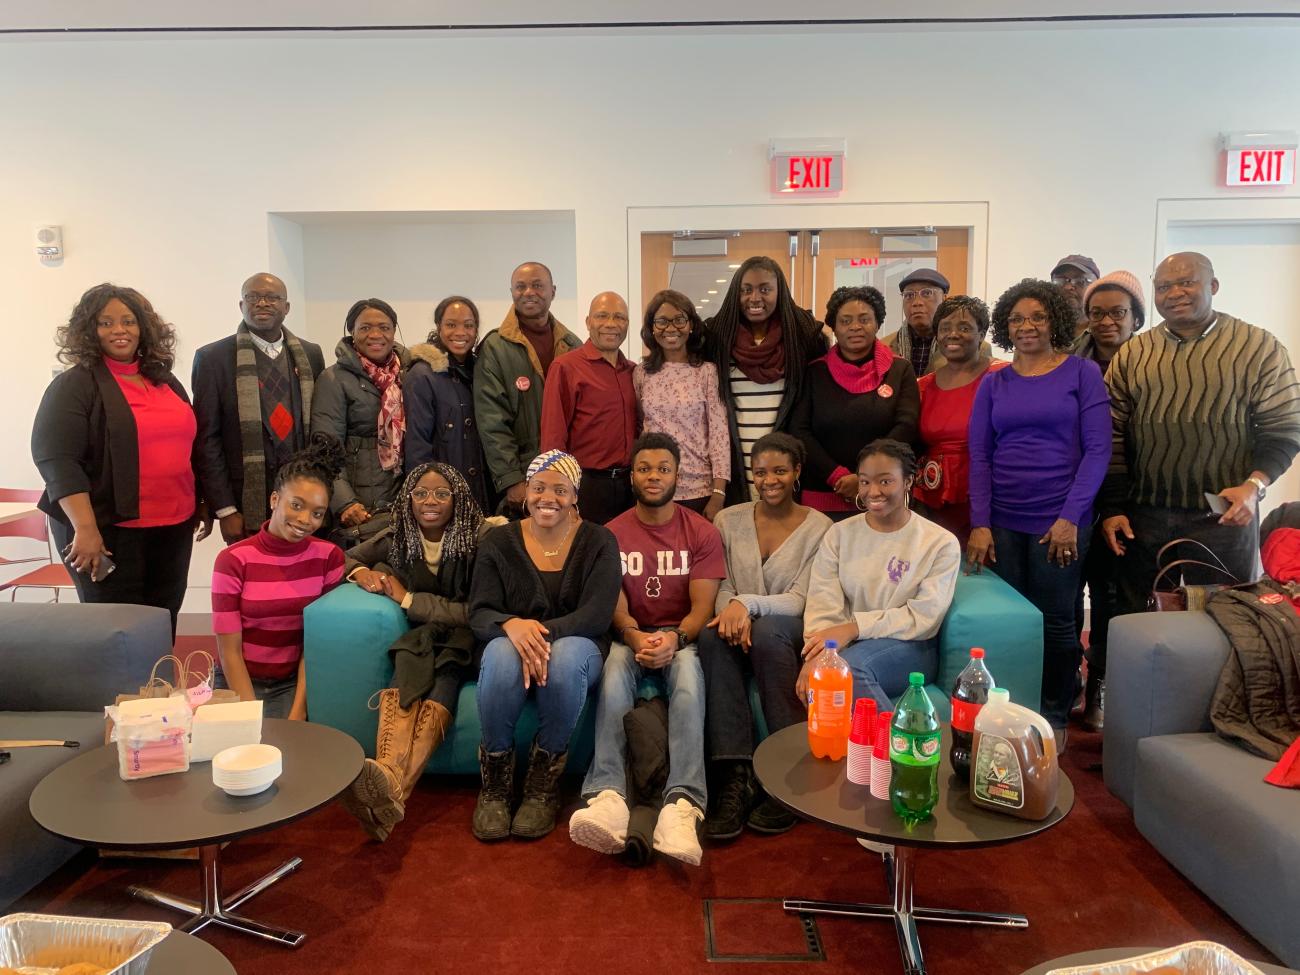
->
xmin=568 ymin=433 xmax=725 ymax=866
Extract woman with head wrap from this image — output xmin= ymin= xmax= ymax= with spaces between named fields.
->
xmin=339 ymin=461 xmax=504 ymax=841
xmin=468 ymin=449 xmax=622 ymax=842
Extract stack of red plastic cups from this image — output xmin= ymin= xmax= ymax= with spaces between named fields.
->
xmin=847 ymin=698 xmax=877 ymax=784
xmin=870 ymin=711 xmax=892 ymax=800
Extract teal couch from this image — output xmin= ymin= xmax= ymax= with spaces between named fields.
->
xmin=303 ymin=570 xmax=1043 ymax=775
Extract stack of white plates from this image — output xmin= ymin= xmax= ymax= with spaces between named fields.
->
xmin=212 ymin=743 xmax=282 ymax=796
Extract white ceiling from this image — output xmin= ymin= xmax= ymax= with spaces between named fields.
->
xmin=4 ymin=0 xmax=1299 ymax=35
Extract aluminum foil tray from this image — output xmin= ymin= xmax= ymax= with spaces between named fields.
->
xmin=1048 ymin=942 xmax=1268 ymax=975
xmin=0 ymin=913 xmax=172 ymax=974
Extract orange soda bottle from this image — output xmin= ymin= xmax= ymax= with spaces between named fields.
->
xmin=808 ymin=640 xmax=853 ymax=760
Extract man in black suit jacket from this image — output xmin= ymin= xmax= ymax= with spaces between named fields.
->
xmin=192 ymin=273 xmax=325 ymax=544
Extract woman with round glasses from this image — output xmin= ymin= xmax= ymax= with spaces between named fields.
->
xmin=966 ymin=279 xmax=1110 ymax=745
xmin=1071 ymin=271 xmax=1147 ymax=732
xmin=340 ymin=461 xmax=502 ymax=841
xmin=912 ymin=295 xmax=1005 ymax=548
xmin=634 ymin=289 xmax=731 ymax=519
xmin=311 ymin=298 xmax=411 ymax=547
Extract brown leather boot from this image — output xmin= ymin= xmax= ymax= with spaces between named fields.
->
xmin=400 ymin=699 xmax=452 ymax=801
xmin=340 ymin=688 xmax=415 ymax=842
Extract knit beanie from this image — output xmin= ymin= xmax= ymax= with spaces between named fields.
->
xmin=1084 ymin=271 xmax=1147 ymax=330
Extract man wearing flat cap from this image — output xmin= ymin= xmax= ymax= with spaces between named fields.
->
xmin=1050 ymin=254 xmax=1100 ymax=342
xmin=885 ymin=268 xmax=989 ymax=377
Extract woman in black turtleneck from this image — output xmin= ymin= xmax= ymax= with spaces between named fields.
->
xmin=789 ymin=286 xmax=920 ymax=522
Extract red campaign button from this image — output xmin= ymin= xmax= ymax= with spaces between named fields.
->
xmin=515 ymin=376 xmax=531 ymax=392
xmin=1259 ymin=593 xmax=1285 ymax=605
xmin=878 ymin=383 xmax=893 ymax=398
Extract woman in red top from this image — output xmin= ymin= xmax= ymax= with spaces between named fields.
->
xmin=32 ymin=283 xmax=203 ymax=634
xmin=912 ymin=296 xmax=1005 ymax=549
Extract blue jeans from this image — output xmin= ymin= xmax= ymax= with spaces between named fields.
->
xmin=989 ymin=525 xmax=1087 ymax=729
xmin=477 ymin=635 xmax=604 ymax=754
xmin=213 ymin=670 xmax=296 ymax=720
xmin=838 ymin=637 xmax=939 ymax=711
xmin=581 ymin=641 xmax=707 ymax=811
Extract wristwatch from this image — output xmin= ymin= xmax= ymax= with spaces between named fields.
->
xmin=1247 ymin=476 xmax=1268 ymax=500
xmin=672 ymin=627 xmax=690 ymax=648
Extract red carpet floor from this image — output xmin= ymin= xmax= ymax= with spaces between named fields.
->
xmin=15 ymin=726 xmax=1276 ymax=975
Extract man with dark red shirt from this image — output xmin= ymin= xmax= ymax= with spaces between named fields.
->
xmin=539 ymin=292 xmax=638 ymax=524
xmin=568 ymin=433 xmax=725 ymax=865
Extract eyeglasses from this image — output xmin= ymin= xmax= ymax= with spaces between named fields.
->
xmin=354 ymin=323 xmax=395 ymax=337
xmin=652 ymin=315 xmax=690 ymax=331
xmin=1088 ymin=307 xmax=1130 ymax=323
xmin=590 ymin=311 xmax=630 ymax=325
xmin=1153 ymin=278 xmax=1200 ymax=296
xmin=411 ymin=487 xmax=453 ymax=503
xmin=1051 ymin=275 xmax=1093 ymax=289
xmin=902 ymin=289 xmax=941 ymax=302
xmin=243 ymin=293 xmax=286 ymax=306
xmin=1008 ymin=312 xmax=1049 ymax=327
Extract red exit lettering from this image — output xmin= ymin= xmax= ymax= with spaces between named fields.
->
xmin=1238 ymin=149 xmax=1286 ymax=183
xmin=787 ymin=156 xmax=833 ymax=189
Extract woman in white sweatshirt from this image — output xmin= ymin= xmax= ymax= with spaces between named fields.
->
xmin=801 ymin=439 xmax=961 ymax=708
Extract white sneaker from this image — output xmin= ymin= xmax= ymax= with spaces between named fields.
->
xmin=653 ymin=797 xmax=704 ymax=866
xmin=569 ymin=789 xmax=629 ymax=854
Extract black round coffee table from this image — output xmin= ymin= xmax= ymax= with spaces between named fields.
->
xmin=1020 ymin=947 xmax=1296 ymax=975
xmin=30 ymin=719 xmax=362 ymax=949
xmin=146 ymin=930 xmax=237 ymax=973
xmin=754 ymin=723 xmax=1074 ymax=975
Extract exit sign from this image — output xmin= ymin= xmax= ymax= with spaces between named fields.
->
xmin=769 ymin=138 xmax=846 ymax=197
xmin=1225 ymin=147 xmax=1295 ymax=186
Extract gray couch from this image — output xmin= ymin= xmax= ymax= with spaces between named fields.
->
xmin=1105 ymin=611 xmax=1300 ymax=968
xmin=0 ymin=602 xmax=171 ymax=909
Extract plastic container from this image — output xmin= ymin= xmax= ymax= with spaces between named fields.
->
xmin=869 ymin=711 xmax=892 ymax=800
xmin=949 ymin=647 xmax=995 ymax=782
xmin=807 ymin=640 xmax=852 ymax=760
xmin=107 ymin=697 xmax=192 ymax=781
xmin=970 ymin=688 xmax=1059 ymax=821
xmin=846 ymin=698 xmax=875 ymax=785
xmin=212 ymin=743 xmax=282 ymax=796
xmin=0 ymin=913 xmax=171 ymax=974
xmin=889 ymin=672 xmax=941 ymax=827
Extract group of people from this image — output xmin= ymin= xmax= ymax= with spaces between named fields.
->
xmin=29 ymin=247 xmax=1300 ymax=864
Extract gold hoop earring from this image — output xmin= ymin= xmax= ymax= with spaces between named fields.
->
xmin=854 ymin=494 xmax=868 ymax=511
xmin=793 ymin=478 xmax=802 ymax=494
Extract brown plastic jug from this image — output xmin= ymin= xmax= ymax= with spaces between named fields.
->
xmin=968 ymin=688 xmax=1059 ymax=821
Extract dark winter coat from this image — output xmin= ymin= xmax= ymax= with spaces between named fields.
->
xmin=403 ymin=342 xmax=492 ymax=513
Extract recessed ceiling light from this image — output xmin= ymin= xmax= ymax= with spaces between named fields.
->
xmin=728 ymin=264 xmax=740 ymax=269
xmin=707 ymin=290 xmax=718 ymax=295
xmin=701 ymin=299 xmax=710 ymax=303
xmin=715 ymin=278 xmax=727 ymax=283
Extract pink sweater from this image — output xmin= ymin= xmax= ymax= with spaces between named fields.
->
xmin=633 ymin=361 xmax=731 ymax=500
xmin=212 ymin=526 xmax=344 ymax=679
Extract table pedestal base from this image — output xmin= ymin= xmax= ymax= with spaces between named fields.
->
xmin=783 ymin=845 xmax=1027 ymax=975
xmin=129 ymin=844 xmax=305 ymax=947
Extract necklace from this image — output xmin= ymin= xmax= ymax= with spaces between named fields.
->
xmin=529 ymin=517 xmax=573 ymax=559
xmin=1016 ymin=352 xmax=1063 ymax=377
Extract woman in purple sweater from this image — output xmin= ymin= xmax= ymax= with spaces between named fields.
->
xmin=966 ymin=279 xmax=1110 ymax=742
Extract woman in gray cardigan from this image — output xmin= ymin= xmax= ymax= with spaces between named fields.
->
xmin=698 ymin=432 xmax=831 ymax=840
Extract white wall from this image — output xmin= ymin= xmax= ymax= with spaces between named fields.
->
xmin=3 ymin=24 xmax=1298 ymax=505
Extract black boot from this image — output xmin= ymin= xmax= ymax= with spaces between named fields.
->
xmin=702 ymin=761 xmax=754 ymax=842
xmin=511 ymin=739 xmax=568 ymax=839
xmin=472 ymin=745 xmax=514 ymax=842
xmin=1082 ymin=675 xmax=1105 ymax=732
xmin=746 ymin=787 xmax=796 ymax=834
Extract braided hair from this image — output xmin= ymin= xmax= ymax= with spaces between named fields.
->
xmin=272 ymin=433 xmax=346 ymax=495
xmin=705 ymin=255 xmax=821 ymax=402
xmin=386 ymin=461 xmax=484 ymax=577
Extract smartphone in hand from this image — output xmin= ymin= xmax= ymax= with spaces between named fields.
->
xmin=1204 ymin=491 xmax=1229 ymax=517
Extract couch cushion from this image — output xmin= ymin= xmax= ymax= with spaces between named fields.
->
xmin=1135 ymin=733 xmax=1300 ymax=967
xmin=0 ymin=711 xmax=108 ymax=909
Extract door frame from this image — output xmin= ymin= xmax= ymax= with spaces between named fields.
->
xmin=1155 ymin=195 xmax=1300 ymax=260
xmin=625 ymin=201 xmax=989 ymax=359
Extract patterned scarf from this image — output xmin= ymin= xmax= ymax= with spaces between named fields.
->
xmin=359 ymin=351 xmax=404 ymax=471
xmin=234 ymin=322 xmax=316 ymax=523
xmin=823 ymin=340 xmax=895 ymax=394
xmin=729 ymin=317 xmax=786 ymax=384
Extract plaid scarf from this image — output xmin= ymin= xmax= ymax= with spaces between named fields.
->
xmin=234 ymin=322 xmax=315 ymax=522
xmin=359 ymin=351 xmax=405 ymax=471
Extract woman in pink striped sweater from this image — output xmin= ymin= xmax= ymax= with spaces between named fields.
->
xmin=212 ymin=434 xmax=347 ymax=719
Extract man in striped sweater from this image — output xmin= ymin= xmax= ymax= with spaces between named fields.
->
xmin=1101 ymin=252 xmax=1300 ymax=617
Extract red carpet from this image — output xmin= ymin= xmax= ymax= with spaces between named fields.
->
xmin=15 ymin=728 xmax=1276 ymax=975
